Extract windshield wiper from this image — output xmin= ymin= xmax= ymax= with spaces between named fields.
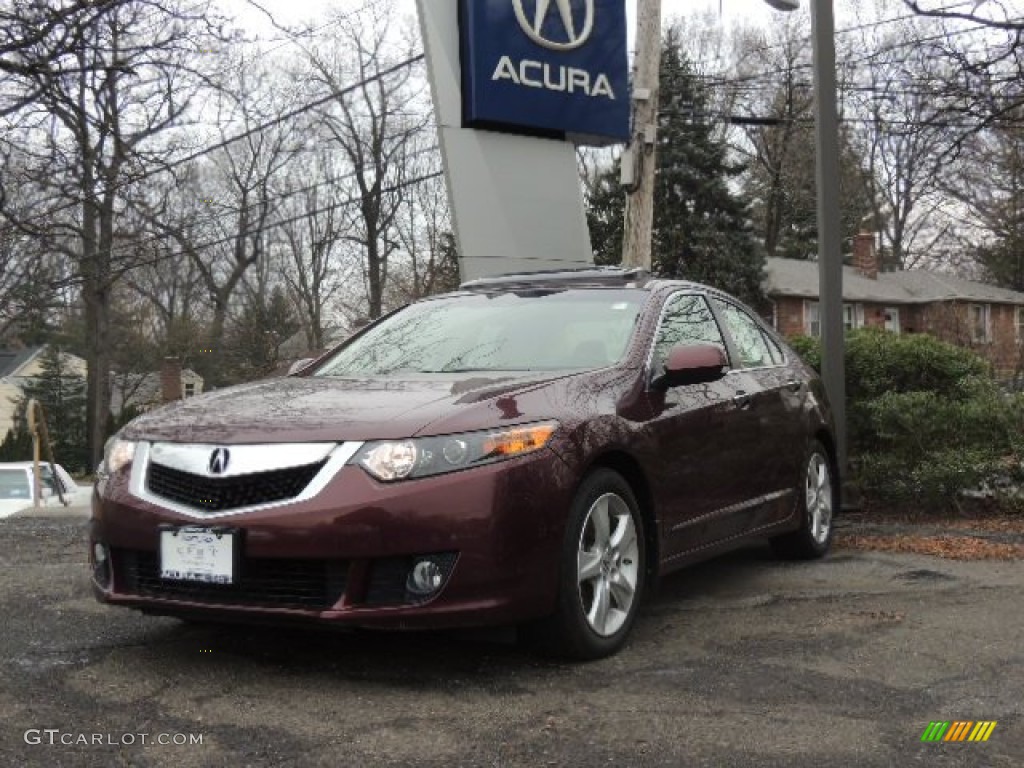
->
xmin=421 ymin=367 xmax=529 ymax=374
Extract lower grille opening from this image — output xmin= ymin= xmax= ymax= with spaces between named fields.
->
xmin=113 ymin=549 xmax=347 ymax=610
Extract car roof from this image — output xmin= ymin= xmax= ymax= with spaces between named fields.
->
xmin=457 ymin=267 xmax=708 ymax=294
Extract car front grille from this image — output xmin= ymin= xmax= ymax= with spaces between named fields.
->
xmin=146 ymin=460 xmax=326 ymax=512
xmin=113 ymin=549 xmax=347 ymax=610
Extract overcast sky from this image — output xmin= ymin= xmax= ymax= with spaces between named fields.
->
xmin=221 ymin=0 xmax=787 ymax=41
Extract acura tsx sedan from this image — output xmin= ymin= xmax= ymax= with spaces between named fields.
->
xmin=91 ymin=268 xmax=837 ymax=659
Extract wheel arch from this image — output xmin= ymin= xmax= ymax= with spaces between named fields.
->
xmin=814 ymin=428 xmax=841 ymax=488
xmin=585 ymin=450 xmax=659 ymax=580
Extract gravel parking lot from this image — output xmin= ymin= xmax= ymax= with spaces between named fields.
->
xmin=1 ymin=510 xmax=1021 ymax=767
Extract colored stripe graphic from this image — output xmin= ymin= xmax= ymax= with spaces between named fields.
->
xmin=921 ymin=721 xmax=997 ymax=742
xmin=945 ymin=721 xmax=972 ymax=741
xmin=968 ymin=722 xmax=998 ymax=742
xmin=921 ymin=722 xmax=949 ymax=742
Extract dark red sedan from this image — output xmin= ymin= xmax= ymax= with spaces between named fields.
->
xmin=91 ymin=268 xmax=837 ymax=659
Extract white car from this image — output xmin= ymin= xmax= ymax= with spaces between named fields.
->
xmin=0 ymin=462 xmax=84 ymax=518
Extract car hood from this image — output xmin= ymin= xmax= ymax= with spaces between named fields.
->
xmin=120 ymin=372 xmax=577 ymax=444
xmin=0 ymin=499 xmax=32 ymax=518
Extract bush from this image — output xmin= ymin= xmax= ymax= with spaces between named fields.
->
xmin=843 ymin=329 xmax=989 ymax=402
xmin=787 ymin=328 xmax=989 ymax=399
xmin=855 ymin=381 xmax=1024 ymax=510
xmin=786 ymin=329 xmax=1017 ymax=513
xmin=787 ymin=335 xmax=820 ymax=371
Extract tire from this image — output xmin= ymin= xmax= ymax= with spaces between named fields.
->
xmin=523 ymin=468 xmax=646 ymax=660
xmin=771 ymin=440 xmax=836 ymax=560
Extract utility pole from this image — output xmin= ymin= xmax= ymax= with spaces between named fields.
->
xmin=621 ymin=0 xmax=662 ymax=270
xmin=810 ymin=0 xmax=847 ymax=473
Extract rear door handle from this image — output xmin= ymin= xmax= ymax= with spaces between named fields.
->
xmin=732 ymin=392 xmax=752 ymax=408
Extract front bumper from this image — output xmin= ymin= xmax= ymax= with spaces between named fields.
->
xmin=90 ymin=449 xmax=575 ymax=629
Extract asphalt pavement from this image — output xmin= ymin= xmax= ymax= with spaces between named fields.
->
xmin=0 ymin=511 xmax=1021 ymax=767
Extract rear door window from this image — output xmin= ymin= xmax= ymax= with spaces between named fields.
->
xmin=713 ymin=300 xmax=776 ymax=369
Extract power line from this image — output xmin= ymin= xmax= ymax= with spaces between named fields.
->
xmin=76 ymin=169 xmax=447 ymax=285
xmin=699 ymin=19 xmax=1011 ymax=89
xmin=7 ymin=53 xmax=426 ymax=225
xmin=97 ymin=144 xmax=442 ymax=265
xmin=666 ymin=109 xmax=1023 ymax=131
xmin=686 ymin=0 xmax=993 ymax=69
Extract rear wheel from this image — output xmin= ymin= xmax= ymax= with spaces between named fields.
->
xmin=771 ymin=441 xmax=835 ymax=560
xmin=524 ymin=469 xmax=645 ymax=660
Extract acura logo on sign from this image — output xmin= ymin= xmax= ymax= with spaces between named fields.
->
xmin=513 ymin=0 xmax=595 ymax=51
xmin=208 ymin=448 xmax=230 ymax=475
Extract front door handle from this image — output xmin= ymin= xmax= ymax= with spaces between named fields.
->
xmin=785 ymin=380 xmax=803 ymax=393
xmin=732 ymin=392 xmax=752 ymax=409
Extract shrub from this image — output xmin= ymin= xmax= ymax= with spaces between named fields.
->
xmin=784 ymin=329 xmax=1017 ymax=513
xmin=787 ymin=335 xmax=820 ymax=371
xmin=843 ymin=329 xmax=989 ymax=402
xmin=855 ymin=381 xmax=1024 ymax=510
xmin=786 ymin=328 xmax=989 ymax=399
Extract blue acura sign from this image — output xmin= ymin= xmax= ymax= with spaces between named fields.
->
xmin=459 ymin=0 xmax=630 ymax=145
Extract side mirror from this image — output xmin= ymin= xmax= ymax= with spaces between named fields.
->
xmin=656 ymin=344 xmax=727 ymax=389
xmin=288 ymin=358 xmax=315 ymax=376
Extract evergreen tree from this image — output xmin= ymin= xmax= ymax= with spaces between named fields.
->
xmin=746 ymin=108 xmax=877 ymax=262
xmin=224 ymin=287 xmax=302 ymax=382
xmin=0 ymin=425 xmax=32 ymax=462
xmin=957 ymin=120 xmax=1024 ymax=291
xmin=654 ymin=29 xmax=765 ymax=306
xmin=13 ymin=346 xmax=89 ymax=472
xmin=587 ymin=159 xmax=625 ymax=267
xmin=587 ymin=30 xmax=766 ymax=307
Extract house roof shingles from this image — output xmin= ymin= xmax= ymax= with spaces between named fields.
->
xmin=0 ymin=347 xmax=43 ymax=379
xmin=765 ymin=257 xmax=1024 ymax=306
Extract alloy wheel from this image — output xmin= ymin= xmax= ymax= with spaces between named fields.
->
xmin=576 ymin=493 xmax=639 ymax=637
xmin=805 ymin=453 xmax=833 ymax=545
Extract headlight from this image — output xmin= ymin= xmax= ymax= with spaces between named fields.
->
xmin=102 ymin=437 xmax=137 ymax=474
xmin=353 ymin=421 xmax=557 ymax=482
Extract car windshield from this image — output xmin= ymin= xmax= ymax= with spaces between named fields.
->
xmin=0 ymin=469 xmax=30 ymax=500
xmin=315 ymin=289 xmax=646 ymax=376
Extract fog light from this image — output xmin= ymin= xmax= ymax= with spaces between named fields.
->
xmin=92 ymin=542 xmax=111 ymax=589
xmin=406 ymin=559 xmax=444 ymax=596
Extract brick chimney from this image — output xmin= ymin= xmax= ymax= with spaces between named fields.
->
xmin=161 ymin=357 xmax=183 ymax=402
xmin=852 ymin=231 xmax=879 ymax=279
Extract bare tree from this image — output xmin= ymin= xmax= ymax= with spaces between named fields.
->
xmin=902 ymin=1 xmax=1024 ymax=151
xmin=275 ymin=146 xmax=355 ymax=352
xmin=304 ymin=3 xmax=430 ymax=319
xmin=944 ymin=116 xmax=1024 ymax=288
xmin=0 ymin=0 xmax=227 ymax=465
xmin=845 ymin=14 xmax=960 ymax=268
xmin=391 ymin=160 xmax=457 ymax=303
xmin=732 ymin=17 xmax=816 ymax=257
xmin=138 ymin=47 xmax=300 ymax=386
xmin=0 ymin=0 xmax=138 ymax=119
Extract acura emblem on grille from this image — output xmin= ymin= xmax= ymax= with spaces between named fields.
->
xmin=208 ymin=448 xmax=231 ymax=475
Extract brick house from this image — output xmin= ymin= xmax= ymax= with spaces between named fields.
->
xmin=764 ymin=232 xmax=1024 ymax=378
xmin=110 ymin=357 xmax=204 ymax=418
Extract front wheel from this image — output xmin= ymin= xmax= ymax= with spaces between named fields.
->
xmin=523 ymin=469 xmax=646 ymax=660
xmin=771 ymin=441 xmax=835 ymax=560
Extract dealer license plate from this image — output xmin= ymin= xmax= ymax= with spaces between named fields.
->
xmin=160 ymin=527 xmax=235 ymax=584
